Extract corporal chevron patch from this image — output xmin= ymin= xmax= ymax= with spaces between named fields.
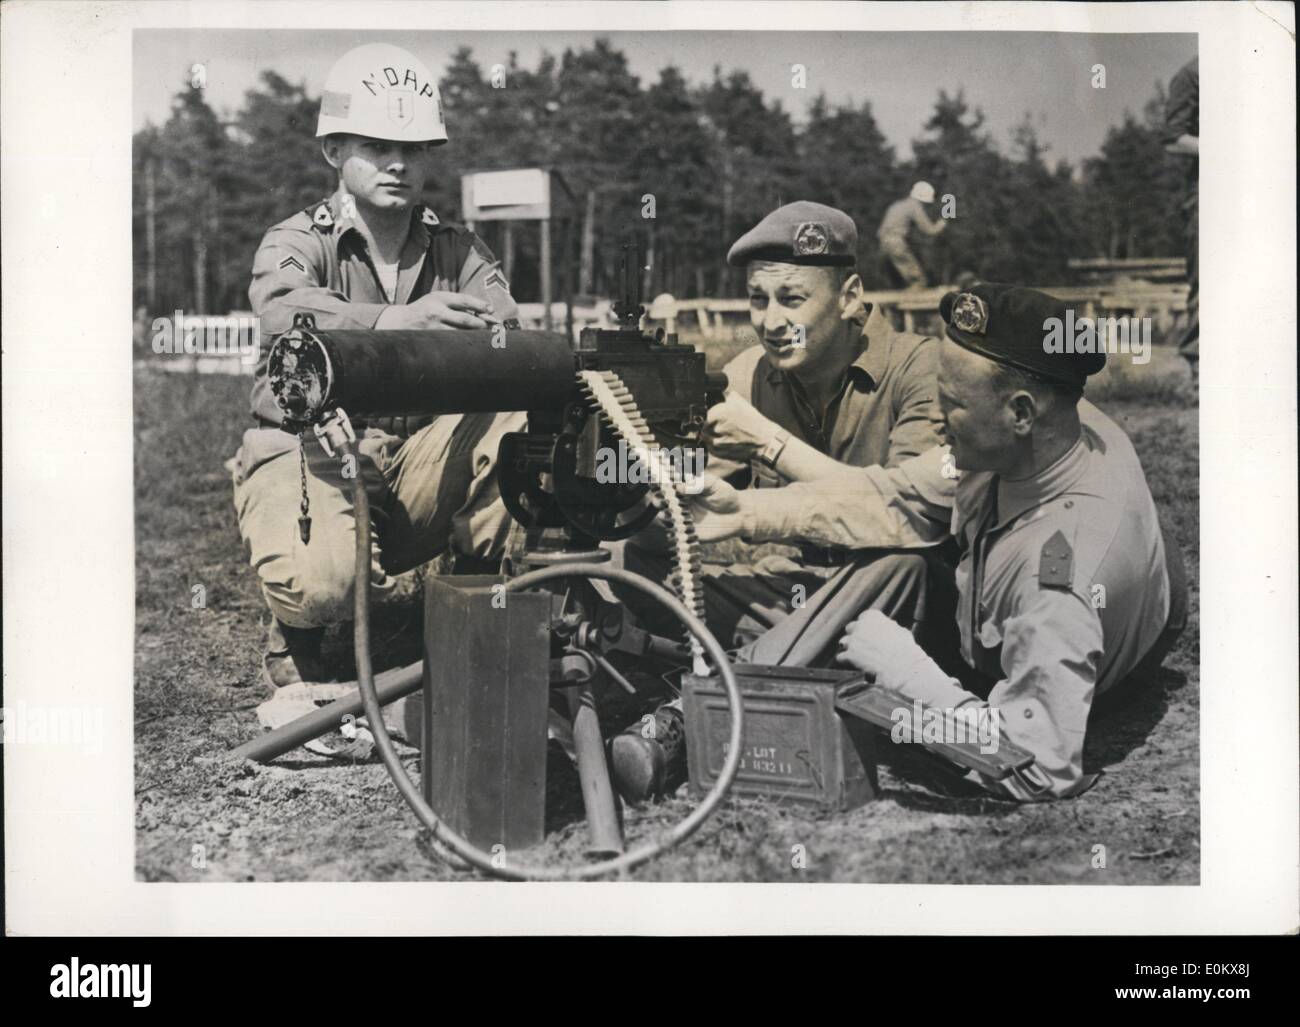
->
xmin=278 ymin=255 xmax=307 ymax=273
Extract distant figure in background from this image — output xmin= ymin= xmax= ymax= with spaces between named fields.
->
xmin=878 ymin=181 xmax=947 ymax=289
xmin=646 ymin=292 xmax=677 ymax=335
xmin=1164 ymin=55 xmax=1198 ymax=385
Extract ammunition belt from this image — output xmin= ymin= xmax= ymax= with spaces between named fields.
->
xmin=579 ymin=369 xmax=707 ymax=674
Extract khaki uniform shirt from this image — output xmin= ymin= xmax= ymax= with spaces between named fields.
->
xmin=748 ymin=401 xmax=1173 ymax=798
xmin=237 ymin=190 xmax=517 ymax=477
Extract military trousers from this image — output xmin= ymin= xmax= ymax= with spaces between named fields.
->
xmin=880 ymin=235 xmax=927 ymax=289
xmin=231 ymin=412 xmax=523 ymax=629
xmin=614 ymin=542 xmax=953 ymax=669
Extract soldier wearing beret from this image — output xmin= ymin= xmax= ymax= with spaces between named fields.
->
xmin=609 ymin=200 xmax=950 ymax=801
xmin=686 ymin=283 xmax=1188 ymax=799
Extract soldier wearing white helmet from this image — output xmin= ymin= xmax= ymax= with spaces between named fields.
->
xmin=878 ymin=180 xmax=947 ymax=289
xmin=231 ymin=43 xmax=524 ymax=689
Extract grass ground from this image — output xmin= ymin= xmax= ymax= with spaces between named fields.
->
xmin=134 ymin=339 xmax=1198 ymax=883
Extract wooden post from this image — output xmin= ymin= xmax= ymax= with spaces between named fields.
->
xmin=540 ymin=216 xmax=553 ymax=331
xmin=502 ymin=220 xmax=515 ymax=283
xmin=579 ymin=188 xmax=597 ymax=295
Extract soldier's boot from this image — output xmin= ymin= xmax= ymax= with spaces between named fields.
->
xmin=261 ymin=618 xmax=328 ymax=689
xmin=609 ymin=703 xmax=687 ymax=803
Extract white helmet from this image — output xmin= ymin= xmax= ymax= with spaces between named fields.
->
xmin=316 ymin=43 xmax=447 ymax=144
xmin=910 ymin=181 xmax=936 ymax=203
xmin=648 ymin=293 xmax=677 ymax=320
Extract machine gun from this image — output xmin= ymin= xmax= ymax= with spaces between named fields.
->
xmin=232 ymin=245 xmax=745 ymax=880
xmin=269 ymin=250 xmax=724 ymax=553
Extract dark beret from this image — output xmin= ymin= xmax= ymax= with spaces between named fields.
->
xmin=940 ymin=283 xmax=1106 ymax=387
xmin=727 ymin=201 xmax=857 ymax=268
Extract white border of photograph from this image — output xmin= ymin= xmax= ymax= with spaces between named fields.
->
xmin=2 ymin=0 xmax=1295 ymax=935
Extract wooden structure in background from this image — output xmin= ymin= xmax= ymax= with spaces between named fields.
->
xmin=654 ymin=282 xmax=1191 ymax=341
xmin=461 ymin=167 xmax=574 ymax=331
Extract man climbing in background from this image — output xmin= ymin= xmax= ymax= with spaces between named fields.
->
xmin=878 ymin=181 xmax=947 ymax=289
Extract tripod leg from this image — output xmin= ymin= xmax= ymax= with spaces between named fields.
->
xmin=566 ymin=684 xmax=624 ymax=856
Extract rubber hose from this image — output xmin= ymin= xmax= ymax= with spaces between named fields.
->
xmin=342 ymin=440 xmax=745 ymax=881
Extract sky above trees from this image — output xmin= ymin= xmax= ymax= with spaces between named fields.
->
xmin=133 ymin=35 xmax=1194 ymax=314
xmin=134 ymin=30 xmax=1196 ymax=168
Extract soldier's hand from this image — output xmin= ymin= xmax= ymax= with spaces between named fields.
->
xmin=682 ymin=473 xmax=749 ymax=543
xmin=836 ymin=610 xmax=932 ymax=687
xmin=704 ymin=391 xmax=781 ymax=462
xmin=376 ymin=291 xmax=497 ymax=330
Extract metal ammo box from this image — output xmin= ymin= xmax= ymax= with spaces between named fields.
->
xmin=682 ymin=664 xmax=878 ymax=810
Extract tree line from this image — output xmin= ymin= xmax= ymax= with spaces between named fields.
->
xmin=133 ymin=39 xmax=1189 ymax=314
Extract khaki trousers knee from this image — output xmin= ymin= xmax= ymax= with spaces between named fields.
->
xmin=232 ymin=411 xmax=524 ymax=629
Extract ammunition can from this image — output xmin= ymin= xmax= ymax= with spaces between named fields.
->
xmin=682 ymin=664 xmax=879 ymax=811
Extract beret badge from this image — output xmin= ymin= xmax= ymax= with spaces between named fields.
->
xmin=793 ymin=221 xmax=829 ymax=256
xmin=951 ymin=292 xmax=989 ymax=335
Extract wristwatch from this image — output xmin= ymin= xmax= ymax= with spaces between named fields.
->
xmin=756 ymin=428 xmax=791 ymax=470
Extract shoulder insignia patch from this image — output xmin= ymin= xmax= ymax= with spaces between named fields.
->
xmin=483 ymin=269 xmax=508 ymax=290
xmin=312 ymin=204 xmax=334 ymax=230
xmin=420 ymin=207 xmax=440 ymax=226
xmin=1038 ymin=530 xmax=1074 ymax=589
xmin=278 ymin=255 xmax=307 ymax=273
